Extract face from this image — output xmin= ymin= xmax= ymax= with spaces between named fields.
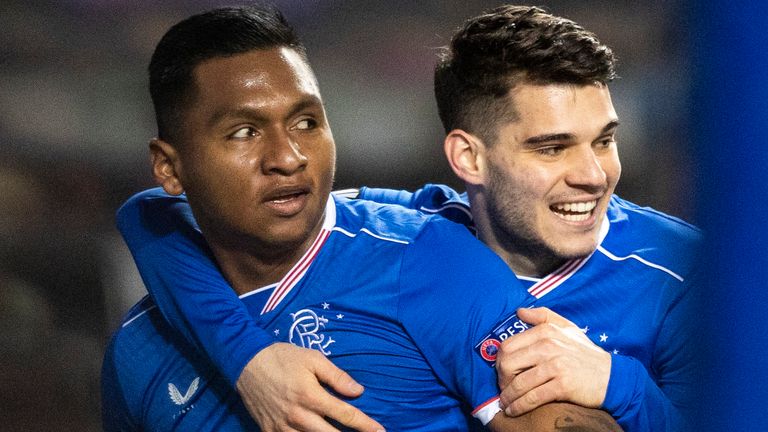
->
xmin=158 ymin=47 xmax=336 ymax=254
xmin=482 ymin=83 xmax=621 ymax=275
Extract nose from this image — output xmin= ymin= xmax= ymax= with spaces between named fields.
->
xmin=564 ymin=146 xmax=607 ymax=190
xmin=261 ymin=130 xmax=308 ymax=176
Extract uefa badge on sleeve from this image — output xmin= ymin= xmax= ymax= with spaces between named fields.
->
xmin=474 ymin=312 xmax=530 ymax=367
xmin=478 ymin=338 xmax=501 ymax=362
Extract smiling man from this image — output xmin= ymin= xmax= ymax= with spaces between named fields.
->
xmin=101 ymin=5 xmax=621 ymax=432
xmin=359 ymin=6 xmax=701 ymax=430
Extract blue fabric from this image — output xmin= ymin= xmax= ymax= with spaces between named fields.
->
xmin=360 ymin=185 xmax=702 ymax=432
xmin=103 ymin=189 xmax=535 ymax=431
xmin=116 ymin=190 xmax=273 ymax=386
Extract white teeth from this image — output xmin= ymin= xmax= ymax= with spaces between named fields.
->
xmin=554 ymin=200 xmax=596 ymax=213
xmin=552 ymin=200 xmax=597 ymax=222
xmin=559 ymin=212 xmax=591 ymax=222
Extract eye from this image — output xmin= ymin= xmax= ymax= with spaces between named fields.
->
xmin=293 ymin=118 xmax=317 ymax=131
xmin=536 ymin=145 xmax=564 ymax=156
xmin=230 ymin=127 xmax=257 ymax=139
xmin=595 ymin=138 xmax=616 ymax=149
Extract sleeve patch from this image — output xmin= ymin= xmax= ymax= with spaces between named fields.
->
xmin=474 ymin=312 xmax=530 ymax=366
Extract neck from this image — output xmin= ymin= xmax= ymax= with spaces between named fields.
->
xmin=478 ymin=230 xmax=567 ymax=277
xmin=201 ymin=220 xmax=326 ymax=297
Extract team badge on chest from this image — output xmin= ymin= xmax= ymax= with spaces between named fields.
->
xmin=289 ymin=308 xmax=335 ymax=355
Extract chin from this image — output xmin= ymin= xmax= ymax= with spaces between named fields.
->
xmin=549 ymin=238 xmax=598 ymax=261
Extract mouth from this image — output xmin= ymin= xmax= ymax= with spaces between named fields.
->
xmin=550 ymin=200 xmax=597 ymax=222
xmin=263 ymin=186 xmax=311 ymax=217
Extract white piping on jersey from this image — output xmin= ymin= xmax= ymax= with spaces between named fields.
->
xmin=596 ymin=245 xmax=684 ymax=282
xmin=122 ymin=304 xmax=157 ymax=328
xmin=331 ymin=188 xmax=360 ymax=199
xmin=331 ymin=226 xmax=410 ymax=245
xmin=239 ymin=282 xmax=278 ymax=300
xmin=122 ymin=280 xmax=280 ymax=329
xmin=517 ymin=275 xmax=541 ymax=283
xmin=419 ymin=203 xmax=473 ymax=220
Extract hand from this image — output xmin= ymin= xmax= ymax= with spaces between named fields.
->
xmin=236 ymin=342 xmax=385 ymax=432
xmin=496 ymin=307 xmax=611 ymax=417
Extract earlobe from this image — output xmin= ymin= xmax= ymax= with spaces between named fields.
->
xmin=149 ymin=138 xmax=184 ymax=195
xmin=444 ymin=129 xmax=485 ymax=185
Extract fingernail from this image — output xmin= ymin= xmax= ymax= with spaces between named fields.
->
xmin=349 ymin=381 xmax=364 ymax=392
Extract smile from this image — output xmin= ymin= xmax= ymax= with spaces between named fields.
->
xmin=550 ymin=200 xmax=597 ymax=222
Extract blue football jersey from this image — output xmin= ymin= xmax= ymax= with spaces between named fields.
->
xmin=103 ymin=191 xmax=536 ymax=431
xmin=359 ymin=184 xmax=702 ymax=432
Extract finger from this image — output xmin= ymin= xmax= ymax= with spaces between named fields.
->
xmin=284 ymin=409 xmax=341 ymax=432
xmin=496 ymin=333 xmax=571 ymax=388
xmin=503 ymin=379 xmax=563 ymax=417
xmin=315 ymin=392 xmax=386 ymax=432
xmin=499 ymin=361 xmax=556 ymax=408
xmin=311 ymin=353 xmax=365 ymax=398
xmin=496 ymin=325 xmax=565 ymax=376
xmin=517 ymin=307 xmax=575 ymax=328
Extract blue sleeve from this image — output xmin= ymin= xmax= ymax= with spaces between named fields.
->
xmin=602 ymin=272 xmax=700 ymax=431
xmin=101 ymin=337 xmax=140 ymax=432
xmin=359 ymin=184 xmax=475 ymax=229
xmin=116 ymin=188 xmax=275 ymax=386
xmin=397 ymin=217 xmax=535 ymax=424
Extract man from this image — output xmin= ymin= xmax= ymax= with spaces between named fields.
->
xmin=359 ymin=5 xmax=700 ymax=430
xmin=101 ymin=5 xmax=619 ymax=431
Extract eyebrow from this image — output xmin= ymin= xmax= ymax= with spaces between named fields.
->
xmin=207 ymin=94 xmax=324 ymax=128
xmin=523 ymin=120 xmax=620 ymax=145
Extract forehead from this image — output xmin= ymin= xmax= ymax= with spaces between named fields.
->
xmin=191 ymin=47 xmax=320 ymax=111
xmin=504 ymin=83 xmax=617 ymax=138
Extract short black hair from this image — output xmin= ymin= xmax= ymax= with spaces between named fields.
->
xmin=434 ymin=5 xmax=617 ymax=145
xmin=149 ymin=5 xmax=306 ymax=143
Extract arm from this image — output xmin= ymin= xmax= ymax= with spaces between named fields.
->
xmin=488 ymin=403 xmax=622 ymax=432
xmin=601 ymin=276 xmax=699 ymax=431
xmin=395 ymin=220 xmax=621 ymax=431
xmin=358 ymin=184 xmax=475 ymax=229
xmin=116 ymin=188 xmax=383 ymax=432
xmin=496 ymin=302 xmax=696 ymax=431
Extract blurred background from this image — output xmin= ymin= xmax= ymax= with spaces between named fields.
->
xmin=0 ymin=0 xmax=726 ymax=430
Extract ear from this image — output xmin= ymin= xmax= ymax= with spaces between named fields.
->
xmin=149 ymin=138 xmax=184 ymax=195
xmin=444 ymin=129 xmax=486 ymax=186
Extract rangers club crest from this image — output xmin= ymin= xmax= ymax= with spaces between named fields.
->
xmin=289 ymin=308 xmax=335 ymax=355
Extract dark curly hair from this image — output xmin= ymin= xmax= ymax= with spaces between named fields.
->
xmin=434 ymin=5 xmax=617 ymax=145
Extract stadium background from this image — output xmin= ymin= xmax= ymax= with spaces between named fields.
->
xmin=0 ymin=0 xmax=763 ymax=430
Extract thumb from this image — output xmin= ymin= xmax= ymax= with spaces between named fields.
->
xmin=313 ymin=356 xmax=365 ymax=398
xmin=517 ymin=306 xmax=574 ymax=327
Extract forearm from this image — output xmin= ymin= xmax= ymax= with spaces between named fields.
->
xmin=489 ymin=403 xmax=622 ymax=432
xmin=603 ymin=355 xmax=687 ymax=431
